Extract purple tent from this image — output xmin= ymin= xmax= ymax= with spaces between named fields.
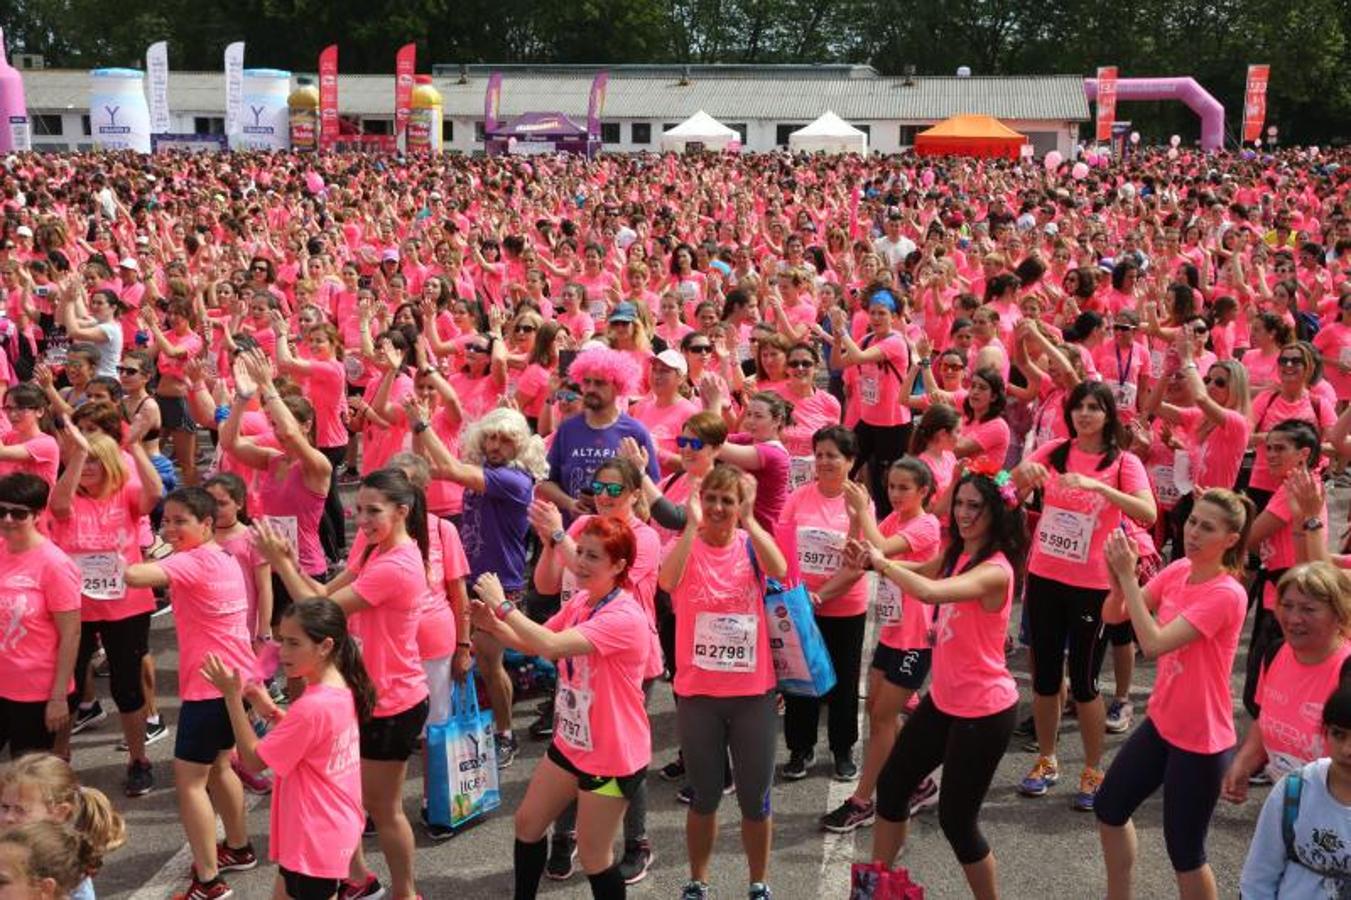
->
xmin=485 ymin=111 xmax=601 ymax=158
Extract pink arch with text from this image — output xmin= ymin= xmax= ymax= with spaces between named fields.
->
xmin=1084 ymin=77 xmax=1225 ymax=152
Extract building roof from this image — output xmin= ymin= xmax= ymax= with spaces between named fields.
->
xmin=21 ymin=68 xmax=1089 ymax=122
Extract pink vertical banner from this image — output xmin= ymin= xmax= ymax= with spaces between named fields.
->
xmin=1095 ymin=66 xmax=1117 ymax=144
xmin=395 ymin=43 xmax=415 ymax=151
xmin=484 ymin=71 xmax=502 ymax=134
xmin=586 ymin=71 xmax=608 ymax=137
xmin=318 ymin=44 xmax=338 ymax=149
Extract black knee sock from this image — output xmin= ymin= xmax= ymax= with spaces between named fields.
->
xmin=587 ymin=864 xmax=626 ymax=900
xmin=514 ymin=837 xmax=549 ymax=900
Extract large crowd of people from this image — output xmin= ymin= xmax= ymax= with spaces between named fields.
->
xmin=0 ymin=144 xmax=1349 ymax=900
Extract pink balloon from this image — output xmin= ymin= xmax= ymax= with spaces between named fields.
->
xmin=1169 ymin=134 xmax=1181 ymax=148
xmin=1044 ymin=151 xmax=1063 ymax=171
xmin=1167 ymin=147 xmax=1179 ymax=160
xmin=1095 ymin=154 xmax=1110 ymax=169
xmin=304 ymin=171 xmax=324 ymax=194
xmin=1071 ymin=162 xmax=1089 ymax=180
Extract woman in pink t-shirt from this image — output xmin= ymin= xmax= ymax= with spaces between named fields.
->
xmin=957 ymin=367 xmax=1011 ymax=471
xmin=1011 ymin=380 xmax=1157 ymax=810
xmin=140 ymin=299 xmax=205 ymax=487
xmin=658 ymin=463 xmax=788 ymax=898
xmin=473 ymin=517 xmax=652 ymax=900
xmin=0 ymin=385 xmax=60 ymax=486
xmin=822 ymin=458 xmax=941 ymax=833
xmin=1247 ymin=341 xmax=1337 ymax=510
xmin=780 ymin=343 xmax=843 ymax=490
xmin=1098 ymin=489 xmax=1251 ymax=900
xmin=0 ymin=472 xmax=81 ymax=759
xmin=124 ymin=487 xmax=257 ymax=900
xmin=1223 ymin=562 xmax=1351 ymax=801
xmin=850 ymin=470 xmax=1026 ymax=897
xmin=203 ymin=598 xmax=372 ymax=900
xmin=630 ymin=351 xmax=700 ymax=476
xmin=256 ymin=467 xmax=430 ymax=900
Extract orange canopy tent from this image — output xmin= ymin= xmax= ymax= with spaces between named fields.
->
xmin=913 ymin=114 xmax=1026 ymax=159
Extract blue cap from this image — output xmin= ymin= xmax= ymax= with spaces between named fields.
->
xmin=608 ymin=302 xmax=639 ymax=323
xmin=868 ymin=290 xmax=898 ymax=312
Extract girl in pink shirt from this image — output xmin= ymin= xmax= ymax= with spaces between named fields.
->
xmin=473 ymin=517 xmax=653 ymax=900
xmin=1099 ymin=489 xmax=1251 ymax=899
xmin=956 ymin=368 xmax=1011 ymax=471
xmin=658 ymin=463 xmax=788 ymax=898
xmin=256 ymin=467 xmax=430 ymax=900
xmin=822 ymin=458 xmax=941 ymax=832
xmin=202 ymin=598 xmax=372 ymax=900
xmin=851 ymin=470 xmax=1027 ymax=897
xmin=0 ymin=385 xmax=60 ymax=486
xmin=124 ymin=487 xmax=257 ymax=900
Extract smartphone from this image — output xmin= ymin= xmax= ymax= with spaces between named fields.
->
xmin=558 ymin=349 xmax=577 ymax=379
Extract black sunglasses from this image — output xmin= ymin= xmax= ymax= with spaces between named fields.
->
xmin=0 ymin=505 xmax=34 ymax=521
xmin=1278 ymin=356 xmax=1306 ymax=367
xmin=1203 ymin=376 xmax=1228 ymax=387
xmin=687 ymin=345 xmax=714 ymax=355
xmin=787 ymin=359 xmax=814 ymax=370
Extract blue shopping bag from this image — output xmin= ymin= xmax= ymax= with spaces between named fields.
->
xmin=426 ymin=668 xmax=501 ymax=829
xmin=749 ymin=541 xmax=837 ymax=698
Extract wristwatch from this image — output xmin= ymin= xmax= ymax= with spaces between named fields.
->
xmin=1302 ymin=517 xmax=1325 ymax=532
xmin=550 ymin=528 xmax=567 ymax=546
xmin=494 ymin=599 xmax=517 ymax=620
xmin=412 ymin=420 xmax=429 ymax=434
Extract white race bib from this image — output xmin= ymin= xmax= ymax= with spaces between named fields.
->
xmin=692 ymin=613 xmax=758 ymax=672
xmin=74 ymin=552 xmax=126 ymax=600
xmin=1149 ymin=349 xmax=1165 ymax=378
xmin=860 ymin=376 xmax=880 ymax=406
xmin=797 ymin=527 xmax=846 ymax=576
xmin=788 ymin=456 xmax=816 ymax=491
xmin=873 ymin=574 xmax=903 ymax=627
xmin=1035 ymin=505 xmax=1094 ymax=564
xmin=587 ymin=299 xmax=608 ymax=322
xmin=554 ymin=684 xmax=594 ymax=752
xmin=1150 ymin=464 xmax=1181 ymax=506
xmin=1110 ymin=381 xmax=1138 ymax=411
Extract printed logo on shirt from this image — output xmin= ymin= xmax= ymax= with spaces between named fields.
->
xmin=328 ymin=721 xmax=360 ymax=777
xmin=0 ymin=590 xmax=32 ymax=652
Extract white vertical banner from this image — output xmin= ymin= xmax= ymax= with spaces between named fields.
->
xmin=224 ymin=42 xmax=245 ymax=135
xmin=146 ymin=42 xmax=170 ymax=133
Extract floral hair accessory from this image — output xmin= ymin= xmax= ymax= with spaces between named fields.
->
xmin=966 ymin=458 xmax=1019 ymax=508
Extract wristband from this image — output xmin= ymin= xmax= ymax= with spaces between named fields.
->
xmin=412 ymin=420 xmax=430 ymax=435
xmin=494 ymin=599 xmax=517 ymax=620
xmin=234 ymin=390 xmax=255 ymax=402
xmin=456 ymin=641 xmax=473 ymax=649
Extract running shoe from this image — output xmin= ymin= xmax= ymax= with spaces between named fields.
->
xmin=495 ymin=732 xmax=519 ymax=769
xmin=1249 ymin=770 xmax=1274 ymax=786
xmin=117 ymin=718 xmax=171 ymax=752
xmin=92 ymin=647 xmax=110 ymax=678
xmin=820 ymin=797 xmax=876 ymax=833
xmin=908 ymin=776 xmax=940 ymax=816
xmin=71 ymin=701 xmax=107 ymax=735
xmin=833 ymin=751 xmax=859 ymax=782
xmin=675 ymin=784 xmax=695 ymax=805
xmin=617 ymin=838 xmax=654 ymax=885
xmin=545 ymin=831 xmax=577 ymax=881
xmin=1105 ymin=698 xmax=1134 ymax=734
xmin=215 ymin=842 xmax=258 ymax=872
xmin=527 ymin=707 xmax=554 ymax=740
xmin=230 ymin=757 xmax=272 ymax=795
xmin=418 ymin=806 xmax=456 ymax=842
xmin=748 ymin=884 xmax=772 ymax=900
xmin=151 ymin=597 xmax=174 ymax=618
xmin=172 ymin=874 xmax=232 ymax=900
xmin=1018 ymin=756 xmax=1060 ymax=797
xmin=659 ymin=755 xmax=686 ymax=782
xmin=681 ymin=881 xmax=710 ymax=900
xmin=337 ymin=875 xmax=385 ymax=900
xmin=1071 ymin=767 xmax=1105 ymax=812
xmin=781 ymin=748 xmax=816 ymax=781
xmin=124 ymin=759 xmax=154 ymax=797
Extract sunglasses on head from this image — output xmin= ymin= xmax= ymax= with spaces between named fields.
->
xmin=676 ymin=435 xmax=706 ymax=450
xmin=590 ymin=480 xmax=626 ymax=498
xmin=0 ymin=505 xmax=34 ymax=521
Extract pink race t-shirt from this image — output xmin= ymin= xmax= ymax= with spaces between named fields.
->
xmin=1249 ymin=391 xmax=1336 ymax=491
xmin=0 ymin=540 xmax=81 ymax=702
xmin=780 ymin=390 xmax=843 ymax=458
xmin=1143 ymin=560 xmax=1246 ymax=754
xmin=672 ymin=531 xmax=776 ymax=699
xmin=0 ymin=432 xmax=59 ymax=486
xmin=1256 ymin=641 xmax=1351 ymax=779
xmin=777 ymin=484 xmax=869 ymax=617
xmin=160 ymin=545 xmax=258 ymax=702
xmin=1027 ymin=442 xmax=1150 ymax=590
xmin=547 ymin=589 xmax=652 ymax=776
xmin=1259 ymin=481 xmax=1328 ymax=609
xmin=918 ymin=450 xmax=957 ymax=500
xmin=215 ymin=529 xmax=266 ymax=639
xmin=962 ymin=416 xmax=1010 ymax=470
xmin=875 ymin=512 xmax=943 ymax=650
xmin=48 ymin=484 xmax=156 ymax=623
xmin=295 ymin=358 xmax=349 ymax=450
xmin=256 ymin=683 xmax=363 ymax=880
xmin=349 ymin=539 xmax=430 ymax=717
xmin=1313 ymin=323 xmax=1351 ymax=400
xmin=630 ymin=396 xmax=700 ymax=476
xmin=359 ymin=373 xmax=414 ymax=475
xmin=851 ymin=332 xmax=912 ymax=427
xmin=155 ymin=330 xmax=204 ymax=381
xmin=1179 ymin=407 xmax=1251 ymax=492
xmin=929 ymin=552 xmax=1020 ymax=718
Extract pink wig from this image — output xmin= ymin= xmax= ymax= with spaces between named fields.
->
xmin=568 ymin=347 xmax=642 ymax=395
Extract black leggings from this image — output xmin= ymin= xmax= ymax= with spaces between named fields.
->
xmin=876 ymin=695 xmax=1017 ymax=865
xmin=1094 ymin=716 xmax=1231 ymax=873
xmin=317 ymin=444 xmax=348 ymax=563
xmin=75 ymin=613 xmax=150 ymax=713
xmin=1025 ymin=573 xmax=1109 ymax=702
xmin=852 ymin=421 xmax=912 ymax=519
xmin=784 ymin=612 xmax=866 ymax=755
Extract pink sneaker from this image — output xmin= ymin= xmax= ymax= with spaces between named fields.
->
xmin=230 ymin=755 xmax=272 ymax=795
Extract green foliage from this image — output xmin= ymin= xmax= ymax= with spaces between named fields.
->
xmin=5 ymin=0 xmax=1349 ymax=140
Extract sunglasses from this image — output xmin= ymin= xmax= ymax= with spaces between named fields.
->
xmin=0 ymin=506 xmax=34 ymax=521
xmin=687 ymin=345 xmax=714 ymax=355
xmin=590 ymin=480 xmax=627 ymax=498
xmin=1278 ymin=356 xmax=1306 ymax=367
xmin=1203 ymin=376 xmax=1228 ymax=387
xmin=553 ymin=390 xmax=580 ymax=404
xmin=941 ymin=362 xmax=965 ymax=371
xmin=1113 ymin=324 xmax=1136 ymax=332
xmin=1190 ymin=326 xmax=1209 ymax=335
xmin=514 ymin=325 xmax=537 ymax=335
xmin=251 ymin=265 xmax=268 ymax=272
xmin=117 ymin=366 xmax=142 ymax=376
xmin=787 ymin=359 xmax=814 ymax=370
xmin=676 ymin=435 xmax=706 ymax=450
xmin=467 ymin=344 xmax=491 ymax=354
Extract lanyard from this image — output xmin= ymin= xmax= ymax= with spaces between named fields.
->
xmin=1114 ymin=343 xmax=1133 ymax=387
xmin=564 ymin=587 xmax=621 ymax=682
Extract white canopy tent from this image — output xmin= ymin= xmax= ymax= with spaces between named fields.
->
xmin=660 ymin=110 xmax=740 ymax=152
xmin=789 ymin=110 xmax=868 ymax=154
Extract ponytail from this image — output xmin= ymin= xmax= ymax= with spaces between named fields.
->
xmin=358 ymin=468 xmax=430 ymax=567
xmin=71 ymin=785 xmax=127 ymax=873
xmin=282 ymin=599 xmax=378 ymax=723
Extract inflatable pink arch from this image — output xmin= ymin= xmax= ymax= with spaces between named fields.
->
xmin=1084 ymin=77 xmax=1225 ymax=152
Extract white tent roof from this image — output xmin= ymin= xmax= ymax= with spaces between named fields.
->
xmin=791 ymin=110 xmax=866 ymax=138
xmin=662 ymin=110 xmax=738 ymax=138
